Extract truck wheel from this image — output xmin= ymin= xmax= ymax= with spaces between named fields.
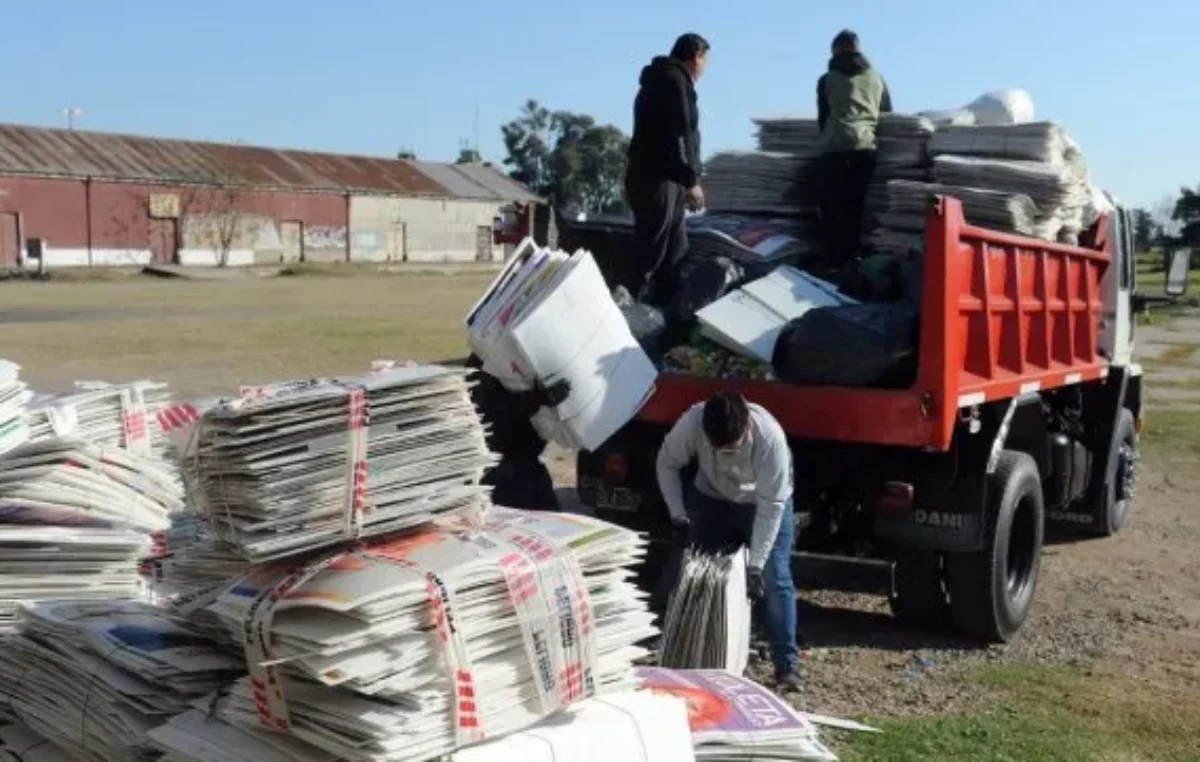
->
xmin=947 ymin=451 xmax=1044 ymax=643
xmin=1090 ymin=409 xmax=1138 ymax=537
xmin=888 ymin=551 xmax=949 ymax=630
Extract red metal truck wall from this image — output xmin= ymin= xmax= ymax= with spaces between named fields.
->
xmin=0 ymin=175 xmax=348 ymax=266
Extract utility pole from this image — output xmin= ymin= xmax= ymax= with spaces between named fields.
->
xmin=62 ymin=107 xmax=83 ymax=130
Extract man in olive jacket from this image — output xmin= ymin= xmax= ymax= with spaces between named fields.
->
xmin=816 ymin=30 xmax=892 ymax=267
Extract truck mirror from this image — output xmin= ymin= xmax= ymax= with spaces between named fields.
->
xmin=1165 ymin=249 xmax=1192 ymax=297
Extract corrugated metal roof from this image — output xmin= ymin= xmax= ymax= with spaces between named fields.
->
xmin=408 ymin=161 xmax=542 ymax=203
xmin=0 ymin=123 xmax=449 ymax=196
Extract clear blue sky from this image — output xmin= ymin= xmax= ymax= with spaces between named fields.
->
xmin=1 ymin=0 xmax=1195 ymax=208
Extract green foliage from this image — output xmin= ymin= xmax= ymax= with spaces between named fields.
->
xmin=501 ymin=100 xmax=629 ymax=216
xmin=1172 ymin=186 xmax=1200 ymax=247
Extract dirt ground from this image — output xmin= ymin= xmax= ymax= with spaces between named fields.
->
xmin=3 ymin=274 xmax=1198 ymax=744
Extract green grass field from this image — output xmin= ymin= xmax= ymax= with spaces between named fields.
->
xmin=0 ymin=272 xmax=493 ymax=397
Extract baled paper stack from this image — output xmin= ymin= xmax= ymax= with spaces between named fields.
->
xmin=188 ymin=365 xmax=495 ymax=563
xmin=876 ymin=180 xmax=1050 ymax=239
xmin=637 ymin=668 xmax=838 ymax=761
xmin=149 ymin=709 xmax=338 ymax=762
xmin=704 ymin=152 xmax=814 ymax=216
xmin=0 ymin=600 xmax=243 ymax=762
xmin=862 ymin=114 xmax=936 ymax=250
xmin=24 ymin=381 xmax=175 ymax=462
xmin=0 ymin=722 xmax=77 ymax=762
xmin=658 ymin=550 xmax=751 ymax=675
xmin=0 ymin=439 xmax=183 ymax=631
xmin=0 ymin=361 xmax=33 ymax=457
xmin=928 ymin=122 xmax=1091 ymax=243
xmin=467 ymin=241 xmax=657 ymax=452
xmin=203 ymin=508 xmax=657 ymax=762
xmin=753 ymin=118 xmax=821 ymax=157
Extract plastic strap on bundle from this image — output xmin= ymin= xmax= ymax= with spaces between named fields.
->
xmin=44 ymin=400 xmax=79 ymax=438
xmin=363 ymin=549 xmax=486 ymax=746
xmin=242 ymin=552 xmax=348 ymax=732
xmin=337 ymin=382 xmax=370 ymax=540
xmin=424 ymin=570 xmax=486 ymax=746
xmin=493 ymin=524 xmax=599 ymax=709
xmin=119 ymin=385 xmax=151 ymax=456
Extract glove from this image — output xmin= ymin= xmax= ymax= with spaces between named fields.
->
xmin=746 ymin=567 xmax=766 ymax=602
xmin=535 ymin=378 xmax=571 ymax=408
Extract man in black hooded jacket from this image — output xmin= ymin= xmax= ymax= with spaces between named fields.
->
xmin=466 ymin=355 xmax=570 ymax=511
xmin=626 ymin=33 xmax=709 ymax=307
xmin=816 ymin=30 xmax=892 ymax=268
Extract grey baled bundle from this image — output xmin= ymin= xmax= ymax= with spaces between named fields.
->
xmin=929 ymin=122 xmax=1076 ymax=166
xmin=189 ymin=365 xmax=495 ymax=562
xmin=704 ymin=151 xmax=814 ymax=215
xmin=658 ymin=548 xmax=751 ymax=674
xmin=879 ymin=180 xmax=1048 ymax=238
xmin=752 ymin=117 xmax=821 ymax=156
xmin=876 ymin=113 xmax=935 ymax=171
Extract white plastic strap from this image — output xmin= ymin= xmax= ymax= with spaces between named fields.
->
xmin=491 ymin=524 xmax=598 ymax=708
xmin=242 ymin=552 xmax=347 ymax=732
xmin=119 ymin=386 xmax=151 ymax=456
xmin=338 ymin=383 xmax=369 ymax=540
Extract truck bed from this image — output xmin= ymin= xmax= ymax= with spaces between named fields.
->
xmin=637 ymin=197 xmax=1112 ymax=451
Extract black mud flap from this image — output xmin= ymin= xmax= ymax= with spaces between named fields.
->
xmin=873 ymin=471 xmax=987 ymax=552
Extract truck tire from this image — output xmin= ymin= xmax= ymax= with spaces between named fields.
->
xmin=888 ymin=551 xmax=949 ymax=630
xmin=1089 ymin=409 xmax=1138 ymax=537
xmin=947 ymin=451 xmax=1044 ymax=643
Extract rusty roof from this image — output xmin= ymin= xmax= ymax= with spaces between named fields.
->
xmin=0 ymin=123 xmax=454 ymax=196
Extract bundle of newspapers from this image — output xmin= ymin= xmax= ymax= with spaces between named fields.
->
xmin=0 ymin=439 xmax=184 ymax=631
xmin=0 ymin=721 xmax=77 ymax=762
xmin=0 ymin=600 xmax=242 ymax=761
xmin=928 ymin=122 xmax=1091 ymax=243
xmin=201 ymin=508 xmax=656 ymax=762
xmin=658 ymin=549 xmax=751 ymax=675
xmin=467 ymin=240 xmax=657 ymax=452
xmin=187 ymin=365 xmax=495 ymax=562
xmin=704 ymin=151 xmax=815 ymax=215
xmin=753 ymin=118 xmax=821 ymax=157
xmin=876 ymin=180 xmax=1049 ymax=241
xmin=862 ymin=114 xmax=936 ymax=251
xmin=638 ymin=668 xmax=838 ymax=761
xmin=23 ymin=381 xmax=175 ymax=461
xmin=0 ymin=361 xmax=32 ymax=457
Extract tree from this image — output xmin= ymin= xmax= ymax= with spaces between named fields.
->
xmin=1132 ymin=208 xmax=1158 ymax=252
xmin=179 ymin=183 xmax=244 ymax=267
xmin=501 ymin=100 xmax=629 ymax=215
xmin=1172 ymin=186 xmax=1200 ymax=247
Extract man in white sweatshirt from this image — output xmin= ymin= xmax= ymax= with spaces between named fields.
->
xmin=656 ymin=392 xmax=801 ymax=690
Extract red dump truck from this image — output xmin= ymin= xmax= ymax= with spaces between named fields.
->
xmin=572 ymin=196 xmax=1190 ymax=643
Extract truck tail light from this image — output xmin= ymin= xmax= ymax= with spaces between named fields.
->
xmin=879 ymin=482 xmax=915 ymax=513
xmin=604 ymin=454 xmax=628 ymax=485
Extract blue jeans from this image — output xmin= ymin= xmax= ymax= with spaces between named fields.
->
xmin=686 ymin=489 xmax=799 ymax=673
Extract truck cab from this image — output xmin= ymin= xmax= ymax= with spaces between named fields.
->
xmin=572 ymin=197 xmax=1190 ymax=643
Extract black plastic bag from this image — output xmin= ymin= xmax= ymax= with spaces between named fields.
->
xmin=614 ymin=286 xmax=669 ymax=358
xmin=772 ymin=302 xmax=919 ymax=387
xmin=667 ymin=255 xmax=744 ymax=323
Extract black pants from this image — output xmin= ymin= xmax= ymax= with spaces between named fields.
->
xmin=817 ymin=150 xmax=876 ymax=269
xmin=482 ymin=456 xmax=559 ymax=511
xmin=626 ymin=175 xmax=687 ymax=307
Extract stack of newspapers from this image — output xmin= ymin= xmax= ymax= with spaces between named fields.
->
xmin=188 ymin=365 xmax=495 ymax=562
xmin=703 ymin=151 xmax=814 ymax=215
xmin=658 ymin=549 xmax=752 ymax=675
xmin=23 ymin=381 xmax=175 ymax=461
xmin=0 ymin=361 xmax=32 ymax=457
xmin=0 ymin=439 xmax=183 ymax=632
xmin=197 ymin=508 xmax=656 ymax=762
xmin=638 ymin=668 xmax=839 ymax=761
xmin=0 ymin=601 xmax=242 ymax=761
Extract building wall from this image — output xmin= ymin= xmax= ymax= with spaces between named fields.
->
xmin=0 ymin=175 xmax=348 ymax=267
xmin=350 ymin=195 xmax=501 ymax=263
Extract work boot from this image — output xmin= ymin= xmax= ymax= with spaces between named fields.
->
xmin=774 ymin=666 xmax=803 ymax=694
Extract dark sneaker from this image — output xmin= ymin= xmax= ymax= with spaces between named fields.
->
xmin=775 ymin=667 xmax=803 ymax=693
